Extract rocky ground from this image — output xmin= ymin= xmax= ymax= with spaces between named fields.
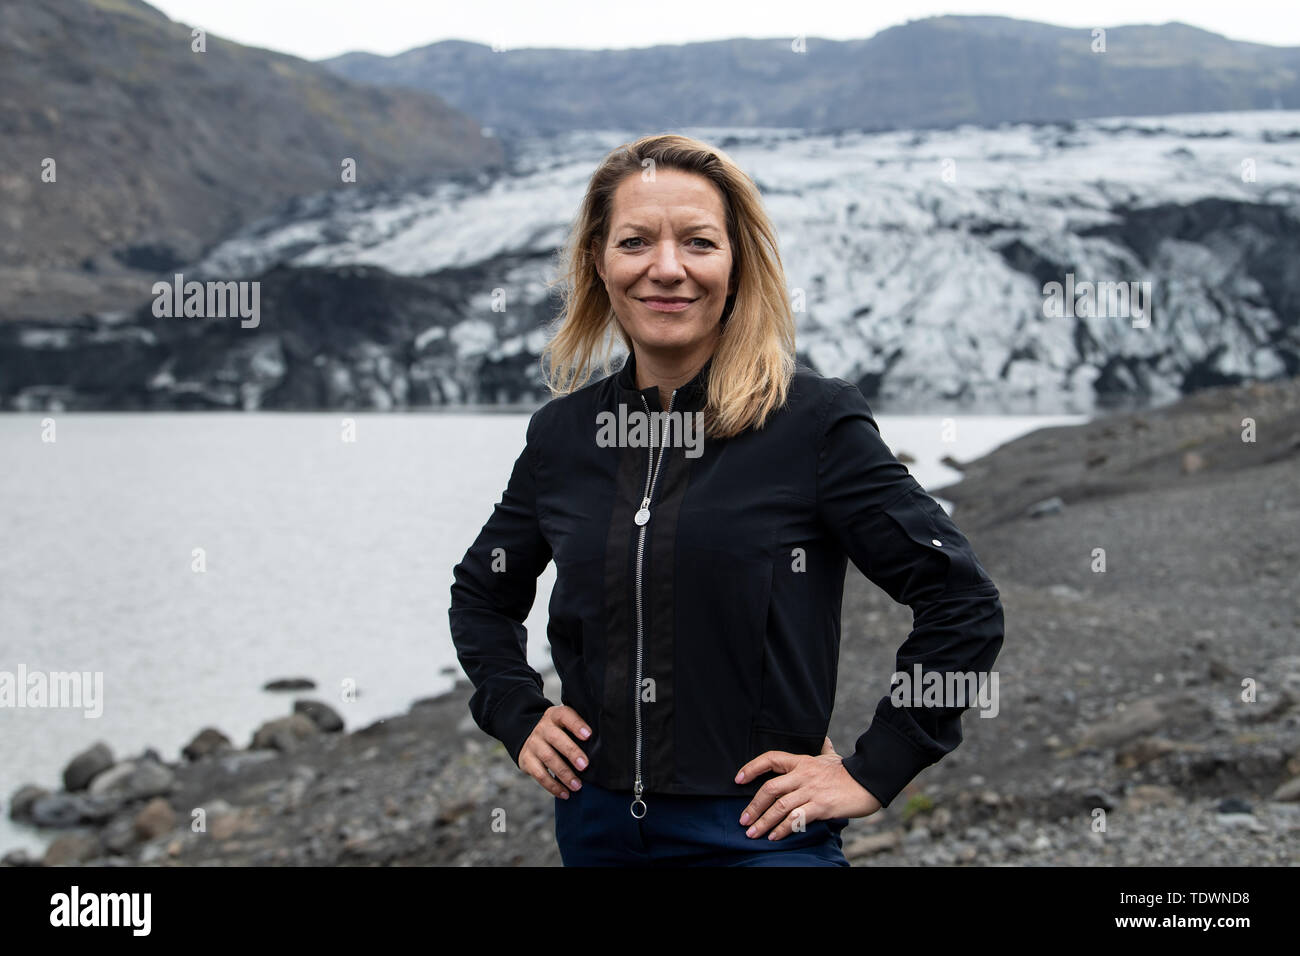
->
xmin=6 ymin=375 xmax=1300 ymax=867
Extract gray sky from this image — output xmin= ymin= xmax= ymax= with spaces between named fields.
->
xmin=145 ymin=0 xmax=1300 ymax=60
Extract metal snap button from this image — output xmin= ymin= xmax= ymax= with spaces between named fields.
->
xmin=931 ymin=538 xmax=943 ymax=546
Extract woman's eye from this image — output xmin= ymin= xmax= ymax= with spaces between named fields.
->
xmin=617 ymin=237 xmax=715 ymax=249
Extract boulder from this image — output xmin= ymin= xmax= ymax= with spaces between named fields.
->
xmin=43 ymin=831 xmax=102 ymax=866
xmin=134 ymin=797 xmax=177 ymax=840
xmin=62 ymin=741 xmax=114 ymax=791
xmin=182 ymin=727 xmax=233 ymax=761
xmin=250 ymin=713 xmax=319 ymax=752
xmin=263 ymin=677 xmax=316 ymax=691
xmin=293 ymin=699 xmax=344 ymax=733
xmin=8 ymin=784 xmax=49 ymax=822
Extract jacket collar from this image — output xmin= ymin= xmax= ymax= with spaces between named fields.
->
xmin=614 ymin=349 xmax=713 ymax=411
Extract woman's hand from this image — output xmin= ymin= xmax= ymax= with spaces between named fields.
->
xmin=519 ymin=705 xmax=592 ymax=799
xmin=733 ymin=736 xmax=882 ymax=839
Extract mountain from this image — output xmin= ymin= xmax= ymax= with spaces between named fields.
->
xmin=0 ymin=0 xmax=503 ymax=321
xmin=323 ymin=18 xmax=1300 ymax=136
xmin=3 ymin=114 xmax=1297 ymax=413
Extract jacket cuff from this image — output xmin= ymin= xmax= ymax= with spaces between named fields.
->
xmin=485 ymin=681 xmax=554 ymax=767
xmin=839 ymin=718 xmax=937 ymax=809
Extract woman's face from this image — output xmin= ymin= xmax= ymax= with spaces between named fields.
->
xmin=595 ymin=167 xmax=735 ymax=362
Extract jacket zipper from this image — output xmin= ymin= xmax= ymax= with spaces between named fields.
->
xmin=630 ymin=387 xmax=676 ymax=819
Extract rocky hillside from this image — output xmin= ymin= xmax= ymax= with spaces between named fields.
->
xmin=325 ymin=18 xmax=1300 ymax=136
xmin=0 ymin=0 xmax=503 ymax=321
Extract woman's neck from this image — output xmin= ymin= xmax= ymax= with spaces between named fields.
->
xmin=633 ymin=341 xmax=716 ymax=410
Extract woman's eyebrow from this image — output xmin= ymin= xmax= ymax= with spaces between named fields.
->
xmin=616 ymin=221 xmax=721 ymax=234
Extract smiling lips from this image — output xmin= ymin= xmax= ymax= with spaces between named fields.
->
xmin=639 ymin=297 xmax=696 ymax=313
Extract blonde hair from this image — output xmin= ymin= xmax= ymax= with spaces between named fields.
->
xmin=540 ymin=133 xmax=796 ymax=439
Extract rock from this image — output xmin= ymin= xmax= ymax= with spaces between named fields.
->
xmin=101 ymin=814 xmax=142 ymax=855
xmin=1047 ymin=584 xmax=1084 ymax=601
xmin=1 ymin=848 xmax=39 ymax=867
xmin=1216 ymin=797 xmax=1252 ymax=814
xmin=1116 ymin=735 xmax=1205 ymax=768
xmin=8 ymin=784 xmax=49 ymax=822
xmin=29 ymin=792 xmax=119 ymax=828
xmin=843 ymin=830 xmax=902 ymax=857
xmin=928 ymin=806 xmax=953 ymax=835
xmin=1121 ymin=785 xmax=1179 ymax=812
xmin=1027 ymin=496 xmax=1064 ymax=518
xmin=183 ymin=727 xmax=233 ymax=761
xmin=90 ymin=759 xmax=175 ymax=801
xmin=1214 ymin=812 xmax=1266 ymax=832
xmin=87 ymin=762 xmax=136 ymax=795
xmin=218 ymin=750 xmax=279 ymax=774
xmin=134 ymin=797 xmax=177 ymax=840
xmin=124 ymin=760 xmax=175 ymax=800
xmin=209 ymin=807 xmax=256 ymax=841
xmin=294 ymin=699 xmax=344 ymax=733
xmin=1182 ymin=451 xmax=1206 ymax=474
xmin=1078 ymin=693 xmax=1211 ymax=750
xmin=1271 ymin=776 xmax=1300 ymax=801
xmin=43 ymin=831 xmax=102 ymax=866
xmin=264 ymin=677 xmax=316 ymax=691
xmin=903 ymin=826 xmax=931 ymax=845
xmin=62 ymin=741 xmax=114 ymax=792
xmin=1080 ymin=788 xmax=1118 ymax=811
xmin=251 ymin=713 xmax=319 ymax=752
xmin=939 ymin=454 xmax=963 ymax=471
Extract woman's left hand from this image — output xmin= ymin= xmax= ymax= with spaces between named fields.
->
xmin=734 ymin=736 xmax=882 ymax=840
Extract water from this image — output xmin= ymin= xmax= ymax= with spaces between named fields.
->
xmin=0 ymin=410 xmax=1082 ymax=856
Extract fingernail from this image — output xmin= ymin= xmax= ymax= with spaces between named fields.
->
xmin=745 ymin=826 xmax=756 ymax=838
xmin=570 ymin=779 xmax=581 ymax=789
xmin=580 ymin=728 xmax=591 ymax=738
xmin=560 ymin=791 xmax=569 ymax=799
xmin=576 ymin=758 xmax=587 ymax=769
xmin=739 ymin=812 xmax=750 ymax=825
xmin=735 ymin=772 xmax=744 ymax=782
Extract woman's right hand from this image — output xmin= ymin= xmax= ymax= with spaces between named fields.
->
xmin=519 ymin=705 xmax=591 ymax=798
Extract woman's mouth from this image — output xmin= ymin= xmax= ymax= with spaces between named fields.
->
xmin=639 ymin=297 xmax=696 ymax=313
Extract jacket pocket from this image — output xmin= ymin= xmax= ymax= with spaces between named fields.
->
xmin=880 ymin=486 xmax=992 ymax=592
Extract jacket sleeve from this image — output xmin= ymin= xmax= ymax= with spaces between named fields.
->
xmin=816 ymin=382 xmax=1005 ymax=809
xmin=448 ymin=407 xmax=555 ymax=767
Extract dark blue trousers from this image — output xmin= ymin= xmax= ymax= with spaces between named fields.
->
xmin=554 ymin=780 xmax=851 ymax=866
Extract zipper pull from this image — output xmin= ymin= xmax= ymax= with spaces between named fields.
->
xmin=631 ymin=777 xmax=647 ymax=819
xmin=634 ymin=496 xmax=651 ymax=526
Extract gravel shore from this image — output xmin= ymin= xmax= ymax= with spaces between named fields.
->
xmin=8 ymin=375 xmax=1300 ymax=866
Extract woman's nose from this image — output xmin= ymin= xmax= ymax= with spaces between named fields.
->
xmin=647 ymin=240 xmax=687 ymax=279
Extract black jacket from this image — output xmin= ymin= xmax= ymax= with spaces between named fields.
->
xmin=449 ymin=350 xmax=1004 ymax=810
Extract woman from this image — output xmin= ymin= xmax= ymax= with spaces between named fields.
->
xmin=449 ymin=133 xmax=1005 ymax=866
